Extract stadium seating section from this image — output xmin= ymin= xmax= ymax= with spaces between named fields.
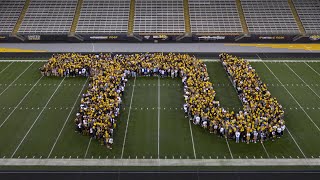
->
xmin=0 ymin=0 xmax=319 ymax=36
xmin=0 ymin=0 xmax=25 ymax=34
xmin=18 ymin=0 xmax=77 ymax=34
xmin=241 ymin=0 xmax=299 ymax=35
xmin=293 ymin=0 xmax=320 ymax=34
xmin=189 ymin=0 xmax=242 ymax=34
xmin=134 ymin=0 xmax=185 ymax=34
xmin=76 ymin=0 xmax=130 ymax=34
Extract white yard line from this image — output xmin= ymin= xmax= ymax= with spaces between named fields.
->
xmin=263 ymin=62 xmax=320 ymax=133
xmin=10 ymin=77 xmax=66 ymax=158
xmin=158 ymin=76 xmax=160 ymax=159
xmin=225 ymin=138 xmax=234 ymax=159
xmin=0 ymin=62 xmax=34 ymax=97
xmin=285 ymin=63 xmax=320 ymax=100
xmin=305 ymin=62 xmax=320 ymax=77
xmin=286 ymin=127 xmax=307 ymax=159
xmin=0 ymin=158 xmax=319 ymax=166
xmin=0 ymin=62 xmax=14 ymax=74
xmin=188 ymin=119 xmax=197 ymax=159
xmin=47 ymin=78 xmax=89 ymax=158
xmin=0 ymin=76 xmax=44 ymax=128
xmin=121 ymin=76 xmax=136 ymax=159
xmin=261 ymin=143 xmax=270 ymax=159
xmin=84 ymin=138 xmax=92 ymax=159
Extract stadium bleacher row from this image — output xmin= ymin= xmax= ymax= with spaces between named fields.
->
xmin=0 ymin=0 xmax=319 ymax=38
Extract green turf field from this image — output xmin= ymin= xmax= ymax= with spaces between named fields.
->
xmin=0 ymin=59 xmax=320 ymax=163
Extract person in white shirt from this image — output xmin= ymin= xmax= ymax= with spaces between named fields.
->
xmin=219 ymin=127 xmax=224 ymax=138
xmin=235 ymin=131 xmax=240 ymax=143
xmin=253 ymin=130 xmax=258 ymax=143
xmin=277 ymin=126 xmax=282 ymax=138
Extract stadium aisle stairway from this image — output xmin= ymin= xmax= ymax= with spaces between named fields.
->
xmin=288 ymin=0 xmax=306 ymax=36
xmin=70 ymin=0 xmax=84 ymax=34
xmin=127 ymin=0 xmax=136 ymax=35
xmin=11 ymin=0 xmax=30 ymax=41
xmin=183 ymin=0 xmax=191 ymax=35
xmin=235 ymin=0 xmax=249 ymax=34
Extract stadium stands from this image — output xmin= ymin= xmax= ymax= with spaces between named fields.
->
xmin=0 ymin=0 xmax=319 ymax=42
xmin=293 ymin=0 xmax=320 ymax=35
xmin=76 ymin=0 xmax=130 ymax=34
xmin=241 ymin=0 xmax=300 ymax=34
xmin=0 ymin=0 xmax=25 ymax=34
xmin=188 ymin=0 xmax=242 ymax=34
xmin=133 ymin=0 xmax=185 ymax=34
xmin=18 ymin=0 xmax=77 ymax=34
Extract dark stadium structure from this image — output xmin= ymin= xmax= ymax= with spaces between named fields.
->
xmin=0 ymin=0 xmax=319 ymax=43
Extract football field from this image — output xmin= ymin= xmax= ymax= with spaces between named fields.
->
xmin=0 ymin=58 xmax=320 ymax=167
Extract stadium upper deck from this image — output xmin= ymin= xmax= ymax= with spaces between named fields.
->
xmin=0 ymin=0 xmax=319 ymax=42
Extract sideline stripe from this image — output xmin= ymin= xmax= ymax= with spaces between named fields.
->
xmin=47 ymin=78 xmax=89 ymax=158
xmin=121 ymin=76 xmax=136 ymax=159
xmin=10 ymin=77 xmax=66 ymax=158
xmin=0 ymin=158 xmax=319 ymax=166
xmin=0 ymin=76 xmax=44 ymax=128
xmin=0 ymin=62 xmax=14 ymax=74
xmin=0 ymin=62 xmax=34 ymax=97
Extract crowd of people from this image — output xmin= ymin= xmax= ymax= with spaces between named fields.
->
xmin=40 ymin=52 xmax=285 ymax=148
xmin=219 ymin=53 xmax=285 ymax=143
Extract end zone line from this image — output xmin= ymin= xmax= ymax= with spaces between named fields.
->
xmin=0 ymin=62 xmax=34 ymax=97
xmin=47 ymin=78 xmax=89 ymax=158
xmin=10 ymin=77 xmax=66 ymax=158
xmin=121 ymin=76 xmax=136 ymax=159
xmin=0 ymin=62 xmax=14 ymax=74
xmin=0 ymin=76 xmax=44 ymax=128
